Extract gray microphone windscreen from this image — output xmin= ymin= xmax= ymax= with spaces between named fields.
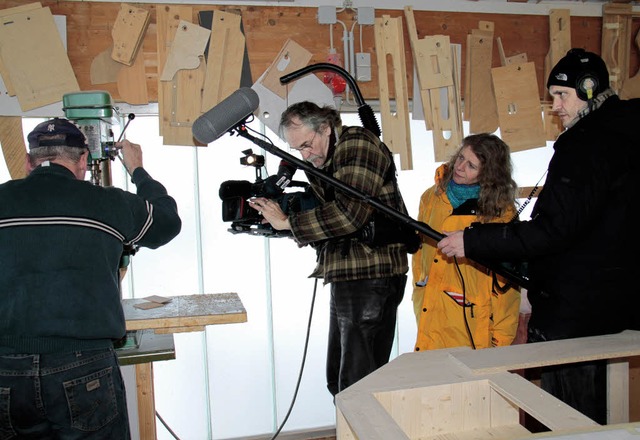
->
xmin=192 ymin=87 xmax=260 ymax=144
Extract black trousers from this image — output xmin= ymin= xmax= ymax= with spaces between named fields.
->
xmin=528 ymin=327 xmax=607 ymax=425
xmin=326 ymin=275 xmax=407 ymax=397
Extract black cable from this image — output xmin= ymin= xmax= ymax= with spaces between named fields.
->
xmin=510 ymin=170 xmax=547 ymax=223
xmin=270 ymin=278 xmax=318 ymax=440
xmin=156 ymin=411 xmax=181 ymax=439
xmin=453 ymin=256 xmax=476 ymax=350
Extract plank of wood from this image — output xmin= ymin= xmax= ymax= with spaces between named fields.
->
xmin=0 ymin=6 xmax=80 ymax=111
xmin=491 ymin=62 xmax=546 ymax=151
xmin=0 ymin=2 xmax=43 ymax=96
xmin=135 ymin=363 xmax=157 ymax=440
xmin=403 ymin=6 xmax=462 ymax=161
xmin=374 ymin=15 xmax=412 ymax=170
xmin=123 ymin=293 xmax=247 ymax=332
xmin=111 ymin=2 xmax=150 ymax=66
xmin=116 ymin=46 xmax=148 ymax=105
xmin=156 ymin=5 xmax=199 ymax=146
xmin=403 ymin=6 xmax=433 ymax=130
xmin=545 ymin=9 xmax=572 ymax=87
xmin=619 ymin=29 xmax=640 ymax=99
xmin=336 ymin=392 xmax=410 ymax=440
xmin=0 ymin=115 xmax=26 ymax=179
xmin=428 ymin=38 xmax=463 ymax=162
xmin=489 ymin=372 xmax=598 ymax=431
xmin=171 ymin=60 xmax=206 ymax=130
xmin=159 ymin=20 xmax=210 ymax=82
xmin=607 ymin=359 xmax=629 ymax=424
xmin=200 ymin=10 xmax=245 ymax=112
xmin=90 ymin=47 xmax=122 ymax=85
xmin=452 ymin=330 xmax=640 ymax=374
xmin=466 ymin=31 xmax=499 ymax=134
xmin=424 ymin=425 xmax=530 ymax=440
xmin=601 ymin=3 xmax=633 ymax=93
xmin=497 ymin=37 xmax=527 ymax=67
xmin=260 ymin=38 xmax=311 ymax=100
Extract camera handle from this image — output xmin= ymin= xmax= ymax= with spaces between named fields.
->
xmin=234 ymin=126 xmax=532 ymax=290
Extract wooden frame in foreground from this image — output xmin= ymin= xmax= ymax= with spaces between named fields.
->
xmin=336 ymin=330 xmax=640 ymax=439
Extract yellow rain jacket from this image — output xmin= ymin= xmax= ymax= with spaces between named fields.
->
xmin=412 ymin=164 xmax=520 ymax=351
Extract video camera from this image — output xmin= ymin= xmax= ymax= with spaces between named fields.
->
xmin=219 ymin=149 xmax=318 ymax=237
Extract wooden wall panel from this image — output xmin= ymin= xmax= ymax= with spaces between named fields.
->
xmin=0 ymin=1 xmax=638 ymax=103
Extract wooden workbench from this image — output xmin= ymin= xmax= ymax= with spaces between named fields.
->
xmin=121 ymin=292 xmax=247 ymax=439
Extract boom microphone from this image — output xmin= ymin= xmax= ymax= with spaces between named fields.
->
xmin=192 ymin=87 xmax=260 ymax=144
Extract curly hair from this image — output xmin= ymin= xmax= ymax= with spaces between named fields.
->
xmin=279 ymin=101 xmax=342 ymax=136
xmin=437 ymin=133 xmax=518 ymax=222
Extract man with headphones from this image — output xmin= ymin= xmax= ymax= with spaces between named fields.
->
xmin=437 ymin=48 xmax=639 ymax=424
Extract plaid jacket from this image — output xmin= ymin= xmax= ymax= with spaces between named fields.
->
xmin=289 ymin=126 xmax=409 ymax=283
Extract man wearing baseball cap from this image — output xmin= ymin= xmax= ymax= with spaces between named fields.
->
xmin=0 ymin=117 xmax=181 ymax=438
xmin=437 ymin=49 xmax=640 ymax=424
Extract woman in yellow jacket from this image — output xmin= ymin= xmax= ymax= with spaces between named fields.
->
xmin=412 ymin=133 xmax=521 ymax=351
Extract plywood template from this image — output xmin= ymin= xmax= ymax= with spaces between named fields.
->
xmin=544 ymin=9 xmax=572 ymax=90
xmin=156 ymin=5 xmax=200 ymax=146
xmin=492 ymin=62 xmax=546 ymax=151
xmin=497 ymin=37 xmax=528 ymax=67
xmin=160 ymin=20 xmax=210 ymax=82
xmin=0 ymin=115 xmax=26 ymax=179
xmin=465 ymin=24 xmax=499 ymax=134
xmin=0 ymin=2 xmax=42 ymax=97
xmin=336 ymin=330 xmax=640 ymax=440
xmin=159 ymin=20 xmax=209 ymax=133
xmin=259 ymin=38 xmax=312 ymax=100
xmin=116 ymin=47 xmax=148 ymax=105
xmin=404 ymin=6 xmax=463 ymax=162
xmin=620 ymin=29 xmax=640 ymax=99
xmin=404 ymin=6 xmax=434 ymax=130
xmin=90 ymin=47 xmax=122 ymax=85
xmin=111 ymin=3 xmax=150 ymax=67
xmin=601 ymin=3 xmax=633 ymax=93
xmin=199 ymin=10 xmax=245 ymax=112
xmin=374 ymin=15 xmax=412 ymax=170
xmin=0 ymin=6 xmax=79 ymax=111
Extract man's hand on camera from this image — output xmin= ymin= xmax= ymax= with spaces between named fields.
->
xmin=248 ymin=197 xmax=291 ymax=231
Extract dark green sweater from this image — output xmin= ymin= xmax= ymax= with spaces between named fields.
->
xmin=0 ymin=163 xmax=181 ymax=353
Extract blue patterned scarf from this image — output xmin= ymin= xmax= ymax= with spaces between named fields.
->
xmin=446 ymin=180 xmax=480 ymax=209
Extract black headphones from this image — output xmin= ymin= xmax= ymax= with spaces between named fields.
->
xmin=568 ymin=49 xmax=600 ymax=101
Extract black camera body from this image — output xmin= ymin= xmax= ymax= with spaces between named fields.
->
xmin=219 ymin=178 xmax=318 ymax=237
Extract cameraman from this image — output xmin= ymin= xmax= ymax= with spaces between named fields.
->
xmin=250 ymin=102 xmax=410 ymax=397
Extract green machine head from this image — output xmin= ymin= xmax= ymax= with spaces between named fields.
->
xmin=62 ymin=91 xmax=123 ymax=186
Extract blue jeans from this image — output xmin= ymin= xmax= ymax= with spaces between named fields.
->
xmin=0 ymin=348 xmax=130 ymax=439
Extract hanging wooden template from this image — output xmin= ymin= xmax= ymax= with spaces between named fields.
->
xmin=0 ymin=6 xmax=79 ymax=111
xmin=200 ymin=10 xmax=245 ymax=112
xmin=374 ymin=15 xmax=412 ymax=170
xmin=492 ymin=62 xmax=546 ymax=151
xmin=111 ymin=3 xmax=150 ymax=66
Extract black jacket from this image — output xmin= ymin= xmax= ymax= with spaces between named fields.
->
xmin=464 ymin=95 xmax=639 ymax=339
xmin=0 ymin=164 xmax=181 ymax=353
